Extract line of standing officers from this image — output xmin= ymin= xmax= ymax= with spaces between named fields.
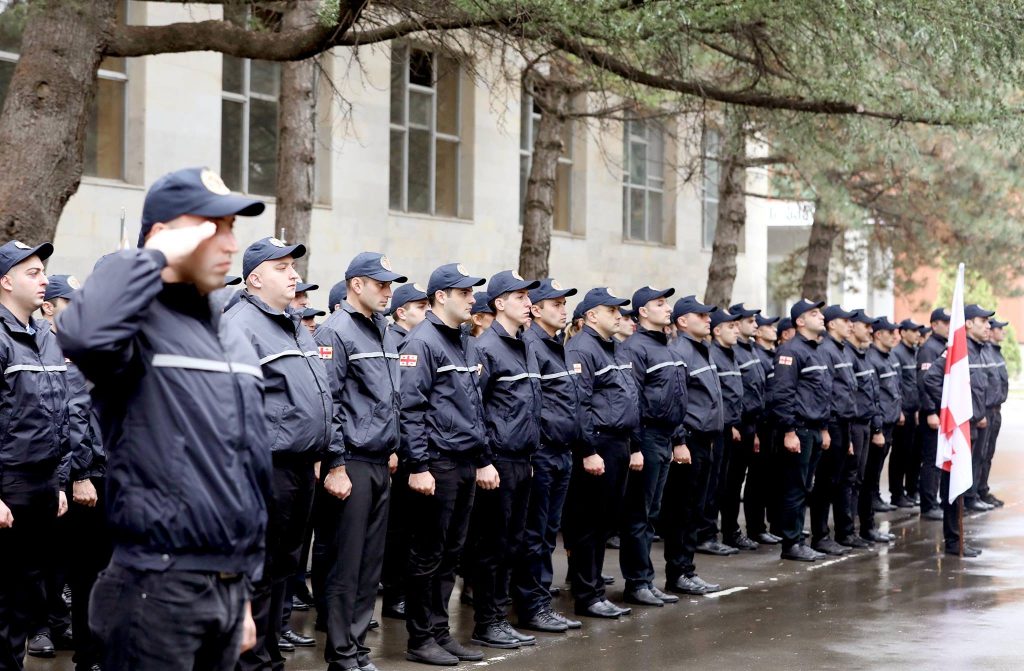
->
xmin=0 ymin=167 xmax=1010 ymax=671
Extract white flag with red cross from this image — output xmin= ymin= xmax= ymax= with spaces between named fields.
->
xmin=936 ymin=263 xmax=973 ymax=500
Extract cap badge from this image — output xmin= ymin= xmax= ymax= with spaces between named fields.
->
xmin=67 ymin=276 xmax=81 ymax=290
xmin=200 ymin=169 xmax=231 ymax=196
xmin=13 ymin=241 xmax=30 ymax=250
xmin=647 ymin=285 xmax=659 ymax=291
xmin=380 ymin=255 xmax=393 ymax=271
xmin=456 ymin=264 xmax=469 ymax=276
xmin=413 ymin=282 xmax=426 ymax=292
xmin=513 ymin=271 xmax=524 ymax=281
xmin=551 ymin=280 xmax=563 ymax=290
xmin=269 ymin=238 xmax=287 ymax=248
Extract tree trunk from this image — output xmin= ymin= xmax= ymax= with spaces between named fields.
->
xmin=0 ymin=0 xmax=114 ymax=246
xmin=275 ymin=0 xmax=319 ymax=279
xmin=799 ymin=200 xmax=842 ymax=300
xmin=703 ymin=107 xmax=747 ymax=308
xmin=518 ymin=76 xmax=570 ymax=280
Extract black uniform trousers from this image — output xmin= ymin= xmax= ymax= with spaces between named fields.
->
xmin=776 ymin=427 xmax=823 ymax=550
xmin=238 ymin=458 xmax=316 ymax=671
xmin=0 ymin=467 xmax=57 ymax=671
xmin=941 ymin=422 xmax=982 ymax=551
xmin=978 ymin=405 xmax=1002 ymax=499
xmin=35 ymin=512 xmax=71 ymax=641
xmin=405 ymin=456 xmax=476 ymax=649
xmin=917 ymin=412 xmax=942 ymax=513
xmin=662 ymin=431 xmax=716 ymax=583
xmin=859 ymin=424 xmax=893 ymax=535
xmin=811 ymin=420 xmax=852 ymax=544
xmin=92 ymin=564 xmax=249 ymax=671
xmin=322 ymin=460 xmax=390 ymax=670
xmin=839 ymin=422 xmax=870 ymax=540
xmin=698 ymin=428 xmax=729 ymax=543
xmin=745 ymin=422 xmax=775 ymax=538
xmin=721 ymin=420 xmax=758 ymax=542
xmin=619 ymin=428 xmax=673 ymax=592
xmin=381 ymin=466 xmax=410 ymax=611
xmin=68 ymin=478 xmax=112 ymax=671
xmin=964 ymin=421 xmax=989 ymax=505
xmin=563 ymin=434 xmax=629 ymax=608
xmin=889 ymin=411 xmax=919 ymax=501
xmin=511 ymin=449 xmax=571 ymax=618
xmin=469 ymin=460 xmax=530 ymax=626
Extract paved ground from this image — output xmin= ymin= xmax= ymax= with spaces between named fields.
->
xmin=30 ymin=397 xmax=1024 ymax=671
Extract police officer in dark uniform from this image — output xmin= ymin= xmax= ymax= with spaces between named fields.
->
xmin=512 ymin=279 xmax=581 ymax=633
xmin=746 ymin=312 xmax=780 ymax=545
xmin=916 ymin=308 xmax=950 ymax=520
xmin=0 ymin=240 xmax=70 ymax=671
xmin=398 ymin=263 xmax=490 ymax=666
xmin=618 ymin=286 xmax=685 ymax=607
xmin=291 ymin=280 xmax=318 ymax=311
xmin=380 ymin=281 xmax=429 ymax=620
xmin=771 ymin=299 xmax=832 ymax=562
xmin=703 ymin=309 xmax=743 ymax=556
xmin=979 ymin=318 xmax=1009 ymax=508
xmin=469 ymin=291 xmax=495 ymax=337
xmin=863 ymin=317 xmax=902 ymax=540
xmin=328 ymin=281 xmax=348 ymax=313
xmin=810 ymin=305 xmax=858 ymax=557
xmin=563 ymin=288 xmax=639 ymax=618
xmin=662 ymin=295 xmax=724 ymax=593
xmin=466 ymin=271 xmax=542 ymax=648
xmin=300 ymin=307 xmax=326 ymax=335
xmin=313 ymin=252 xmax=407 ymax=671
xmin=58 ymin=167 xmax=271 ymax=669
xmin=224 ymin=237 xmax=338 ymax=671
xmin=890 ymin=319 xmax=923 ymax=508
xmin=959 ymin=304 xmax=997 ymax=512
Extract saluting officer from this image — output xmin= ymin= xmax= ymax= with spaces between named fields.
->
xmin=978 ymin=318 xmax=1009 ymax=508
xmin=810 ymin=305 xmax=858 ymax=557
xmin=563 ymin=288 xmax=639 ymax=619
xmin=225 ymin=237 xmax=339 ymax=671
xmin=313 ymin=252 xmax=408 ymax=671
xmin=512 ymin=279 xmax=582 ymax=633
xmin=771 ymin=299 xmax=832 ymax=562
xmin=0 ymin=240 xmax=70 ymax=671
xmin=890 ymin=319 xmax=923 ymax=508
xmin=662 ymin=295 xmax=724 ymax=594
xmin=58 ymin=167 xmax=270 ymax=669
xmin=617 ymin=286 xmax=685 ymax=608
xmin=398 ymin=263 xmax=491 ymax=666
xmin=916 ymin=308 xmax=950 ymax=520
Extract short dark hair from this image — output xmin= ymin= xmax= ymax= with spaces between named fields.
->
xmin=428 ymin=287 xmax=454 ymax=308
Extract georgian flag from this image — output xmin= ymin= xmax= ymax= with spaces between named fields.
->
xmin=936 ymin=263 xmax=973 ymax=499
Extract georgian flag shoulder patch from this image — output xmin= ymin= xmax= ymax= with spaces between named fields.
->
xmin=778 ymin=355 xmax=794 ymax=366
xmin=573 ymin=363 xmax=583 ymax=374
xmin=400 ymin=354 xmax=418 ymax=367
xmin=318 ymin=346 xmax=333 ymax=360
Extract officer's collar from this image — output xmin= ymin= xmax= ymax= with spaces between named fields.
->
xmin=390 ymin=322 xmax=409 ymax=336
xmin=869 ymin=343 xmax=891 ymax=355
xmin=827 ymin=333 xmax=846 ymax=349
xmin=528 ymin=321 xmax=559 ymax=343
xmin=343 ymin=299 xmax=387 ymax=335
xmin=713 ymin=339 xmax=735 ymax=356
xmin=795 ymin=332 xmax=821 ymax=347
xmin=490 ymin=319 xmax=524 ymax=341
xmin=637 ymin=325 xmax=668 ymax=344
xmin=0 ymin=303 xmax=48 ymax=340
xmin=159 ymin=282 xmax=217 ymax=323
xmin=426 ymin=310 xmax=464 ymax=340
xmin=582 ymin=324 xmax=616 ymax=347
xmin=242 ymin=291 xmax=301 ymax=329
xmin=736 ymin=338 xmax=753 ymax=350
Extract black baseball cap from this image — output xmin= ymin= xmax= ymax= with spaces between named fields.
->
xmin=487 ymin=270 xmax=540 ymax=303
xmin=529 ymin=278 xmax=577 ymax=303
xmin=427 ymin=263 xmax=485 ymax=296
xmin=990 ymin=318 xmax=1008 ymax=329
xmin=224 ymin=275 xmax=242 ymax=287
xmin=710 ymin=308 xmax=741 ymax=330
xmin=872 ymin=317 xmax=898 ymax=332
xmin=728 ymin=303 xmax=761 ymax=318
xmin=345 ymin=252 xmax=407 ymax=283
xmin=0 ymin=240 xmax=53 ymax=277
xmin=471 ymin=291 xmax=494 ymax=315
xmin=930 ymin=307 xmax=951 ymax=323
xmin=777 ymin=317 xmax=794 ymax=332
xmin=897 ymin=318 xmax=922 ymax=331
xmin=964 ymin=304 xmax=995 ymax=320
xmin=388 ymin=283 xmax=428 ymax=315
xmin=242 ymin=237 xmax=306 ymax=278
xmin=296 ymin=281 xmax=319 ymax=293
xmin=328 ymin=281 xmax=348 ymax=311
xmin=918 ymin=325 xmax=933 ymax=335
xmin=300 ymin=307 xmax=326 ymax=319
xmin=671 ymin=294 xmax=715 ymax=323
xmin=849 ymin=309 xmax=874 ymax=325
xmin=138 ymin=167 xmax=264 ymax=246
xmin=755 ymin=314 xmax=780 ymax=327
xmin=823 ymin=305 xmax=856 ymax=323
xmin=632 ymin=286 xmax=675 ymax=312
xmin=43 ymin=274 xmax=80 ymax=302
xmin=577 ymin=287 xmax=630 ymax=315
xmin=790 ymin=298 xmax=826 ymax=322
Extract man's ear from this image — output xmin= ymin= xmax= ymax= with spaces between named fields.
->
xmin=248 ymin=272 xmax=262 ymax=290
xmin=40 ymin=301 xmax=54 ymax=317
xmin=0 ymin=275 xmax=12 ymax=292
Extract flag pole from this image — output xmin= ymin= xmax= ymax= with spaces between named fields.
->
xmin=958 ymin=496 xmax=964 ymax=557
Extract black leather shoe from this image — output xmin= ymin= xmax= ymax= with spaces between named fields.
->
xmin=602 ymin=574 xmax=615 ymax=585
xmin=982 ymin=494 xmax=1005 ymax=508
xmin=812 ymin=538 xmax=850 ymax=556
xmin=689 ymin=575 xmax=721 ymax=593
xmin=606 ymin=535 xmax=621 ymax=549
xmin=282 ymin=629 xmax=316 ymax=647
xmin=368 ymin=618 xmax=379 ymax=630
xmin=548 ymin=610 xmax=582 ymax=629
xmin=966 ymin=499 xmax=994 ymax=512
xmin=726 ymin=534 xmax=760 ymax=551
xmin=754 ymin=532 xmax=780 ymax=545
xmin=861 ymin=529 xmax=894 ymax=544
xmin=946 ymin=545 xmax=982 ymax=557
xmin=781 ymin=544 xmax=820 ymax=562
xmin=407 ymin=640 xmax=459 ymax=666
xmin=696 ymin=540 xmax=740 ymax=556
xmin=499 ymin=620 xmax=535 ymax=646
xmin=291 ymin=594 xmax=312 ymax=611
xmin=892 ymin=495 xmax=917 ymax=508
xmin=665 ymin=576 xmax=707 ymax=595
xmin=383 ymin=600 xmax=406 ymax=619
xmin=873 ymin=497 xmax=896 ymax=512
xmin=460 ymin=585 xmax=474 ymax=605
xmin=649 ymin=585 xmax=679 ymax=604
xmin=471 ymin=623 xmax=520 ymax=649
xmin=358 ymin=662 xmax=380 ymax=671
xmin=438 ymin=638 xmax=484 ymax=661
xmin=27 ymin=633 xmax=55 ymax=658
xmin=602 ymin=599 xmax=631 ymax=616
xmin=548 ymin=585 xmax=561 ymax=597
xmin=921 ymin=508 xmax=945 ymax=521
xmin=624 ymin=587 xmax=664 ymax=607
xmin=837 ymin=535 xmax=871 ymax=549
xmin=575 ymin=600 xmax=621 ymax=618
xmin=519 ymin=610 xmax=568 ymax=633
xmin=278 ymin=636 xmax=295 ymax=652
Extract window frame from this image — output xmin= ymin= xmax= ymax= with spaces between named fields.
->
xmin=519 ymin=90 xmax=575 ymax=234
xmin=220 ymin=57 xmax=281 ymax=196
xmin=622 ymin=118 xmax=667 ymax=244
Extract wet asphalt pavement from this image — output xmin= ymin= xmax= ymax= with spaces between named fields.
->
xmin=29 ymin=397 xmax=1024 ymax=671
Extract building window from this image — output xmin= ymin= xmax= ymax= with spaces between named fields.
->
xmin=702 ymin=128 xmax=721 ymax=249
xmin=221 ymin=56 xmax=279 ymax=196
xmin=519 ymin=91 xmax=575 ymax=233
xmin=0 ymin=0 xmax=126 ymax=180
xmin=622 ymin=119 xmax=666 ymax=243
xmin=389 ymin=43 xmax=464 ymax=217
